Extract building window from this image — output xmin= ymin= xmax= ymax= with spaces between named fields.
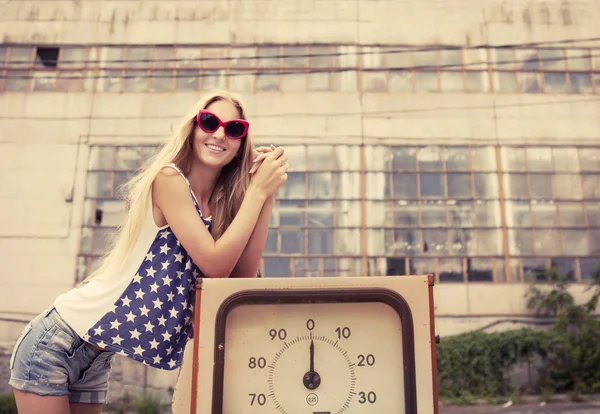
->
xmin=2 ymin=44 xmax=599 ymax=94
xmin=78 ymin=144 xmax=600 ymax=284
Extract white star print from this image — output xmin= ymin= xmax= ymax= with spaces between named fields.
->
xmin=119 ymin=350 xmax=127 ymax=356
xmin=144 ymin=321 xmax=155 ymax=332
xmin=112 ymin=335 xmax=123 ymax=345
xmin=88 ymin=218 xmax=202 ymax=370
xmin=189 ymin=304 xmax=194 ymax=312
xmin=98 ymin=340 xmax=107 ymax=348
xmin=140 ymin=305 xmax=150 ymax=317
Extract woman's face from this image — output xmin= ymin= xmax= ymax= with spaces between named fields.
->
xmin=191 ymin=99 xmax=246 ymax=169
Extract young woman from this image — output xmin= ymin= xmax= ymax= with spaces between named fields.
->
xmin=9 ymin=90 xmax=288 ymax=414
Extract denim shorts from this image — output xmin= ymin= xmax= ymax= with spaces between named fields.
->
xmin=9 ymin=307 xmax=116 ymax=404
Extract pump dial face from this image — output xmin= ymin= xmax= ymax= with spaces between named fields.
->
xmin=211 ymin=289 xmax=417 ymax=414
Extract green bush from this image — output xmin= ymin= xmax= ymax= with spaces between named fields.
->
xmin=133 ymin=395 xmax=164 ymax=414
xmin=0 ymin=393 xmax=18 ymax=414
xmin=436 ymin=328 xmax=548 ymax=399
xmin=526 ymin=264 xmax=600 ymax=394
xmin=437 ymin=261 xmax=600 ymax=402
xmin=105 ymin=392 xmax=168 ymax=414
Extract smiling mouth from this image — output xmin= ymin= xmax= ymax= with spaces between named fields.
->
xmin=205 ymin=144 xmax=225 ymax=152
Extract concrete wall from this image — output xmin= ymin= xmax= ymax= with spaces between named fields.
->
xmin=2 ymin=0 xmax=600 ymax=47
xmin=2 ymin=0 xmax=600 ymax=402
xmin=1 ymin=90 xmax=598 ymax=322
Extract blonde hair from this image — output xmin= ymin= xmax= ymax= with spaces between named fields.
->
xmin=84 ymin=90 xmax=254 ymax=283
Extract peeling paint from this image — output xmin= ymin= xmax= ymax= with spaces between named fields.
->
xmin=522 ymin=8 xmax=532 ymax=25
xmin=561 ymin=7 xmax=573 ymax=25
xmin=501 ymin=5 xmax=513 ymax=24
xmin=27 ymin=5 xmax=39 ymax=21
xmin=109 ymin=10 xmax=116 ymax=35
xmin=539 ymin=5 xmax=551 ymax=25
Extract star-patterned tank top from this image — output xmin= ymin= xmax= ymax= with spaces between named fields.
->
xmin=53 ymin=163 xmax=211 ymax=370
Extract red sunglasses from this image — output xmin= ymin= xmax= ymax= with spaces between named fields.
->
xmin=196 ymin=110 xmax=249 ymax=140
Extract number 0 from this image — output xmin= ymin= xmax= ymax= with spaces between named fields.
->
xmin=306 ymin=319 xmax=315 ymax=330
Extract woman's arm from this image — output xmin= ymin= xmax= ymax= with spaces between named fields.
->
xmin=229 ymin=145 xmax=280 ymax=278
xmin=229 ymin=195 xmax=274 ymax=278
xmin=153 ymin=147 xmax=286 ymax=279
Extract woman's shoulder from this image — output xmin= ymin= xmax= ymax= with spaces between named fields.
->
xmin=153 ymin=165 xmax=191 ymax=200
xmin=158 ymin=163 xmax=183 ymax=177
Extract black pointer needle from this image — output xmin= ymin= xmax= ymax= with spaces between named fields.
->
xmin=309 ymin=338 xmax=315 ymax=372
xmin=303 ymin=334 xmax=321 ymax=390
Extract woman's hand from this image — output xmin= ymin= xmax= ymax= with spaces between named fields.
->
xmin=249 ymin=144 xmax=277 ymax=175
xmin=248 ymin=146 xmax=288 ymax=198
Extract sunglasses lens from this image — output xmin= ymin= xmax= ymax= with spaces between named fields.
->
xmin=225 ymin=122 xmax=246 ymax=138
xmin=199 ymin=113 xmax=219 ymax=132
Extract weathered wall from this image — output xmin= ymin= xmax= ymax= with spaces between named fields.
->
xmin=1 ymin=0 xmax=599 ymax=402
xmin=1 ymin=0 xmax=599 ymax=47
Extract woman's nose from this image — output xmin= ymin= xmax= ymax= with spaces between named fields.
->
xmin=212 ymin=126 xmax=225 ymax=139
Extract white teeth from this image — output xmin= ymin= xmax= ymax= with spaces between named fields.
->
xmin=206 ymin=144 xmax=225 ymax=152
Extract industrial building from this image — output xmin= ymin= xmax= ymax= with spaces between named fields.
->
xmin=1 ymin=0 xmax=599 ymax=402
